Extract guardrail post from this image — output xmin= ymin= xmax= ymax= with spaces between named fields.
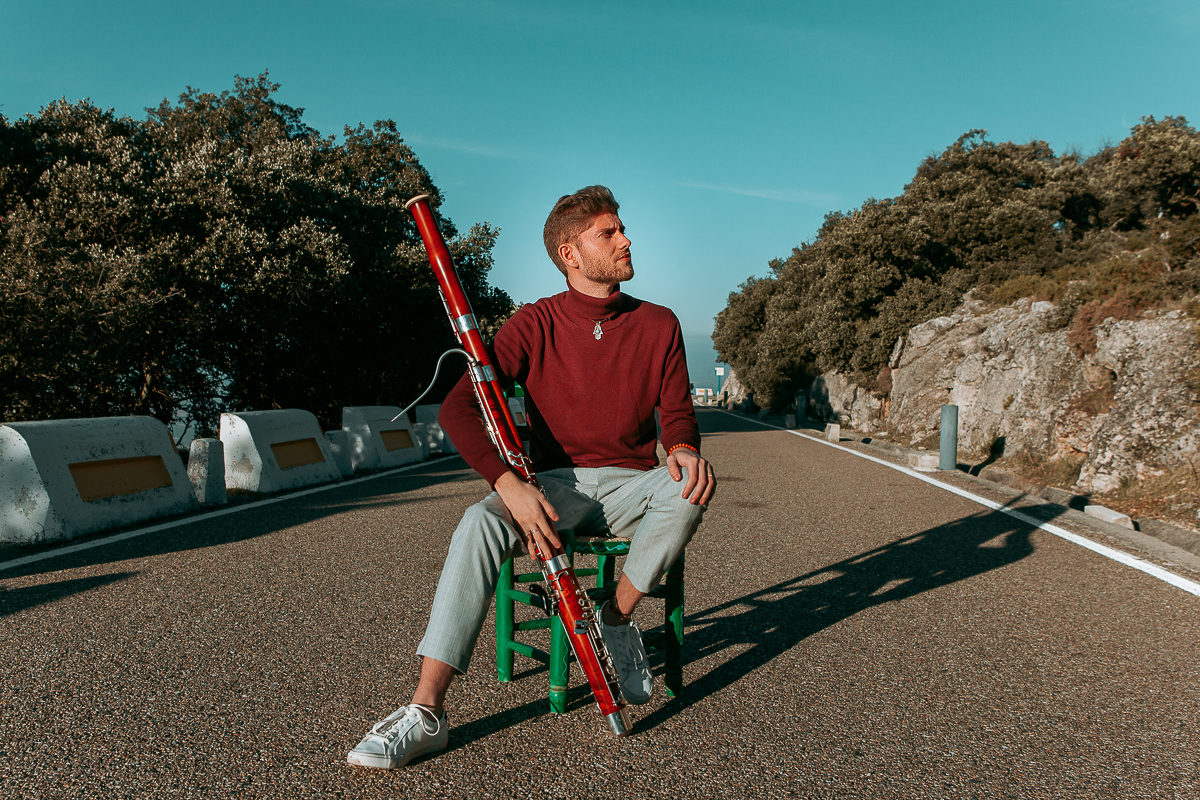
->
xmin=939 ymin=404 xmax=959 ymax=471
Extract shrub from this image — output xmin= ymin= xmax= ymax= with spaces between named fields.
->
xmin=1067 ymin=291 xmax=1143 ymax=357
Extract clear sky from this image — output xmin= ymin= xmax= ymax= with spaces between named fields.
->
xmin=3 ymin=1 xmax=1198 ymax=389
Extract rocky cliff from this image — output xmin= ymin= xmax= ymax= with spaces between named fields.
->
xmin=804 ymin=297 xmax=1200 ymax=496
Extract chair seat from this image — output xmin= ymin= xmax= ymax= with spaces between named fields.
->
xmin=495 ymin=529 xmax=685 ymax=713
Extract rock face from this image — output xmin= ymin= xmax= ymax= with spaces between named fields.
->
xmin=809 ymin=371 xmax=887 ymax=432
xmin=806 ymin=297 xmax=1200 ymax=493
xmin=719 ymin=368 xmax=749 ymax=407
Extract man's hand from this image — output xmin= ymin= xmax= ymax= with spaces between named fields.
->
xmin=494 ymin=470 xmax=563 ymax=561
xmin=667 ymin=447 xmax=716 ymax=506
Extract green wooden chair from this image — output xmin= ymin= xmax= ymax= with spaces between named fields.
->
xmin=495 ymin=529 xmax=685 ymax=713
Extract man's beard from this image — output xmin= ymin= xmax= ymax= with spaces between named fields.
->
xmin=579 ymin=249 xmax=634 ymax=285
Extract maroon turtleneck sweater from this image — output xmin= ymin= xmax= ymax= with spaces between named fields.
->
xmin=440 ymin=283 xmax=701 ymax=488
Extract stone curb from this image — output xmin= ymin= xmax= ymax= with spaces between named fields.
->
xmin=748 ymin=410 xmax=1200 ymax=560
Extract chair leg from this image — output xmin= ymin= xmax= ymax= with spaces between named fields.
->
xmin=496 ymin=556 xmax=515 ymax=683
xmin=663 ymin=553 xmax=685 ymax=698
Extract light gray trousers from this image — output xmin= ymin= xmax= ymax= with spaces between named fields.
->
xmin=416 ymin=466 xmax=704 ymax=674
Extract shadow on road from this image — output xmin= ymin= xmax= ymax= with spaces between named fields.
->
xmin=0 ymin=462 xmax=478 ymax=592
xmin=694 ymin=407 xmax=797 ymax=439
xmin=0 ymin=571 xmax=137 ymax=618
xmin=635 ymin=496 xmax=1053 ymax=732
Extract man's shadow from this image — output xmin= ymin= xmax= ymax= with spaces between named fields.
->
xmin=633 ymin=498 xmax=1047 ymax=730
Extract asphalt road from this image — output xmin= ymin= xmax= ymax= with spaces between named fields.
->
xmin=2 ymin=408 xmax=1197 ymax=799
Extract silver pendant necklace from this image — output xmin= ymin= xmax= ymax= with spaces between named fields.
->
xmin=593 ymin=321 xmax=603 ymax=340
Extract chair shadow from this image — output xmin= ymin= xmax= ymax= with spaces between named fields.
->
xmin=634 ymin=497 xmax=1052 ymax=732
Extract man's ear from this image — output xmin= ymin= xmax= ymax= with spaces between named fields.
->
xmin=558 ymin=241 xmax=578 ymax=269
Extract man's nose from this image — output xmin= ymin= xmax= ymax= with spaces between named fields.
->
xmin=616 ymin=230 xmax=631 ymax=249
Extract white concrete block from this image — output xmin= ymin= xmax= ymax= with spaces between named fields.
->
xmin=220 ymin=410 xmax=341 ymax=494
xmin=411 ymin=423 xmax=432 ymax=461
xmin=508 ymin=397 xmax=528 ymax=427
xmin=1085 ymin=504 xmax=1135 ymax=529
xmin=0 ymin=416 xmax=198 ymax=544
xmin=908 ymin=452 xmax=939 ymax=472
xmin=324 ymin=430 xmax=355 ymax=478
xmin=187 ymin=438 xmax=227 ymax=506
xmin=341 ymin=406 xmax=424 ymax=471
xmin=416 ymin=404 xmax=457 ymax=454
xmin=825 ymin=423 xmax=841 ymax=443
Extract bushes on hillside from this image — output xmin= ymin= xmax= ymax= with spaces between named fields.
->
xmin=714 ymin=117 xmax=1200 ymax=409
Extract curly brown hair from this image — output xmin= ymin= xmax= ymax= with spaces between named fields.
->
xmin=542 ymin=185 xmax=620 ymax=275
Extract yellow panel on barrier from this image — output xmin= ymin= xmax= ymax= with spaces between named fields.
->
xmin=69 ymin=456 xmax=174 ymax=502
xmin=271 ymin=438 xmax=325 ymax=470
xmin=379 ymin=429 xmax=416 ymax=451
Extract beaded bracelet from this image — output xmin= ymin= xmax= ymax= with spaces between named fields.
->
xmin=667 ymin=443 xmax=699 ymax=457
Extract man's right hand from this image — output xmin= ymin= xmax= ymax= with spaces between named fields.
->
xmin=494 ymin=471 xmax=563 ymax=560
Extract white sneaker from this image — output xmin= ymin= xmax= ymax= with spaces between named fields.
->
xmin=347 ymin=704 xmax=447 ymax=769
xmin=599 ymin=601 xmax=654 ymax=704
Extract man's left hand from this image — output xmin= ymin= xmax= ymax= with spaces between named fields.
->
xmin=667 ymin=447 xmax=716 ymax=506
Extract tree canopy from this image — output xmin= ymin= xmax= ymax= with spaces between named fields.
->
xmin=714 ymin=117 xmax=1200 ymax=408
xmin=0 ymin=73 xmax=514 ymax=438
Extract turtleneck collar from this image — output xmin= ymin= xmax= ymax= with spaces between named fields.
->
xmin=563 ymin=281 xmax=624 ymax=322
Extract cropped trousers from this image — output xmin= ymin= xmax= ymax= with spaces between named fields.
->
xmin=416 ymin=466 xmax=705 ymax=674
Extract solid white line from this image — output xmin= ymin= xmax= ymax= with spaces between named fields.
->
xmin=0 ymin=456 xmax=463 ymax=574
xmin=709 ymin=409 xmax=1200 ymax=598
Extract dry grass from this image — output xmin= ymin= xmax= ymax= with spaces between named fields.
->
xmin=1068 ymin=384 xmax=1117 ymax=416
xmin=1003 ymin=452 xmax=1086 ymax=490
xmin=1093 ymin=462 xmax=1200 ymax=532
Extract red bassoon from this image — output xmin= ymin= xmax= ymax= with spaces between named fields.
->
xmin=404 ymin=194 xmax=633 ymax=737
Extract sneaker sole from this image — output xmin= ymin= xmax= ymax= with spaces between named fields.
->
xmin=622 ymin=683 xmax=654 ymax=705
xmin=346 ymin=738 xmax=447 ymax=769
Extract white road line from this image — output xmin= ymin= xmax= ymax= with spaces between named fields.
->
xmin=0 ymin=456 xmax=463 ymax=574
xmin=708 ymin=409 xmax=1200 ymax=598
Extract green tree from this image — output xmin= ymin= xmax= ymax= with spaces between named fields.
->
xmin=0 ymin=73 xmax=513 ymax=437
xmin=1088 ymin=115 xmax=1200 ymax=229
xmin=713 ymin=121 xmax=1200 ymax=408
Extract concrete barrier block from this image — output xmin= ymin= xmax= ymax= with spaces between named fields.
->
xmin=0 ymin=416 xmax=198 ymax=544
xmin=220 ymin=410 xmax=341 ymax=494
xmin=187 ymin=438 xmax=227 ymax=506
xmin=416 ymin=404 xmax=457 ymax=455
xmin=1085 ymin=504 xmax=1134 ymax=529
xmin=411 ymin=423 xmax=432 ymax=461
xmin=908 ymin=452 xmax=939 ymax=472
xmin=508 ymin=397 xmax=527 ymax=427
xmin=341 ymin=406 xmax=424 ymax=471
xmin=825 ymin=423 xmax=841 ymax=443
xmin=324 ymin=430 xmax=355 ymax=478
xmin=785 ymin=414 xmax=796 ymax=429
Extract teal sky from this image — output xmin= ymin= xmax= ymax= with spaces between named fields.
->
xmin=3 ymin=1 xmax=1198 ymax=389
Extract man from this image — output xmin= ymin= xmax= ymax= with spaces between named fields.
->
xmin=347 ymin=185 xmax=715 ymax=769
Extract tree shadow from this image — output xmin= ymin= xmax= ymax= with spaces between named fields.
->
xmin=0 ymin=462 xmax=478 ymax=581
xmin=693 ymin=407 xmax=795 ymax=437
xmin=0 ymin=571 xmax=137 ymax=617
xmin=634 ymin=497 xmax=1051 ymax=731
xmin=968 ymin=435 xmax=1006 ymax=476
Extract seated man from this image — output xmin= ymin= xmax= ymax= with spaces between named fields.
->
xmin=348 ymin=185 xmax=715 ymax=769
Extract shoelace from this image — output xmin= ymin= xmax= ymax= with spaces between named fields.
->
xmin=611 ymin=621 xmax=646 ymax=671
xmin=366 ymin=705 xmax=441 ymax=745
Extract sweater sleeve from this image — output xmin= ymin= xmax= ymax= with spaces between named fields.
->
xmin=656 ymin=315 xmax=702 ymax=454
xmin=437 ymin=311 xmax=533 ymax=488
